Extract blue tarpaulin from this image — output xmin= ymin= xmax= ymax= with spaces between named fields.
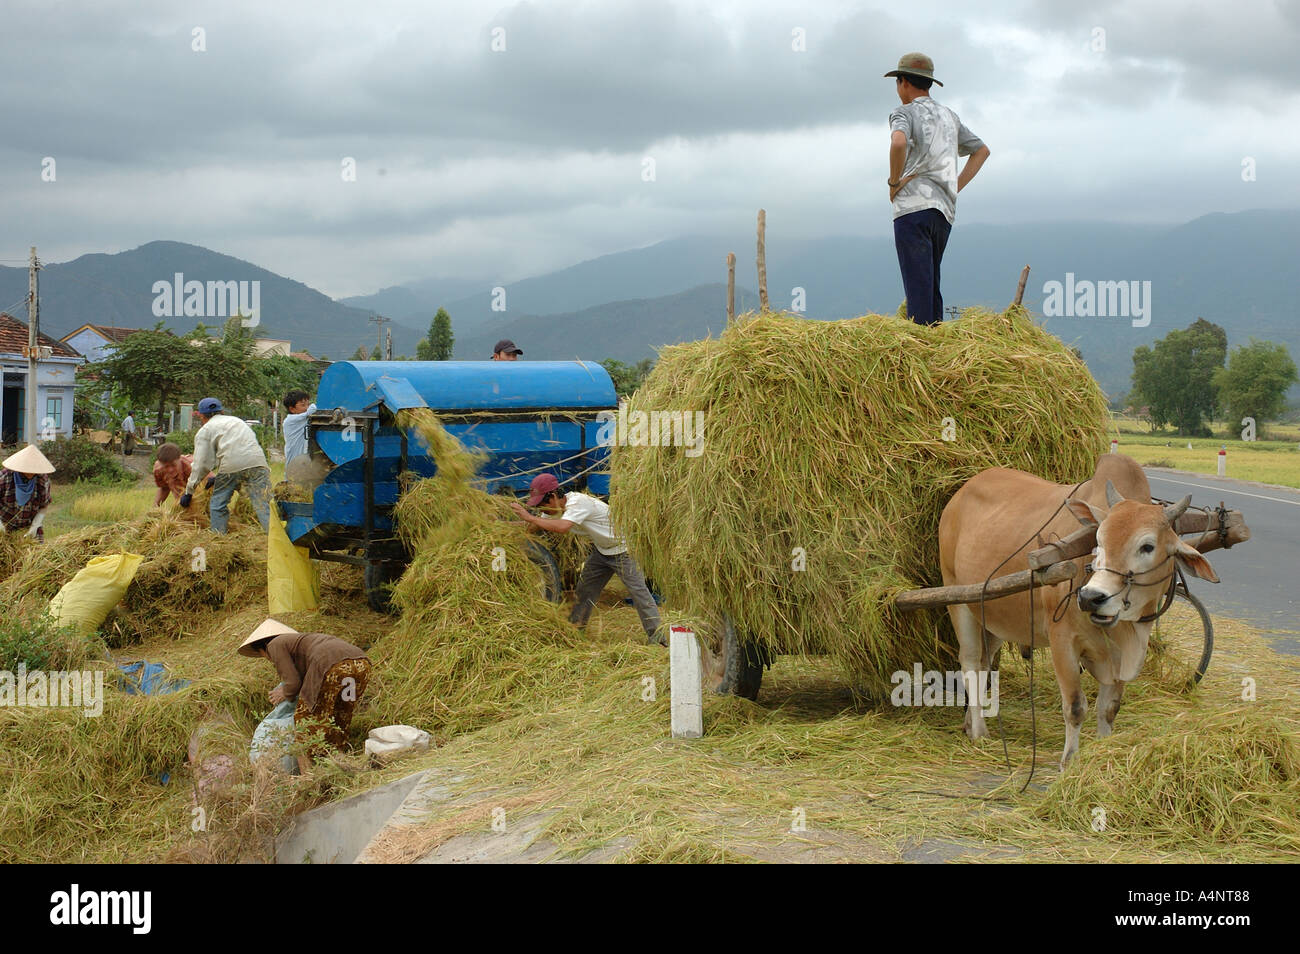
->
xmin=117 ymin=661 xmax=190 ymax=696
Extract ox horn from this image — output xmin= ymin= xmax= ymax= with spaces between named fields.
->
xmin=1105 ymin=480 xmax=1124 ymax=508
xmin=1164 ymin=494 xmax=1192 ymax=524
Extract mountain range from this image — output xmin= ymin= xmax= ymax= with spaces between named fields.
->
xmin=2 ymin=209 xmax=1296 ymax=398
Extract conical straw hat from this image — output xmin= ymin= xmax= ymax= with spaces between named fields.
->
xmin=238 ymin=618 xmax=299 ymax=657
xmin=2 ymin=444 xmax=54 ymax=475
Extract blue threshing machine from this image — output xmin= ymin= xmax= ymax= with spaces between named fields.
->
xmin=276 ymin=360 xmax=618 ymax=611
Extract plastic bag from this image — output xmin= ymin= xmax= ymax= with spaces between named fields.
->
xmin=364 ymin=724 xmax=432 ymax=760
xmin=267 ymin=507 xmax=318 ymax=614
xmin=48 ymin=553 xmax=144 ymax=637
xmin=250 ymin=696 xmax=298 ymax=774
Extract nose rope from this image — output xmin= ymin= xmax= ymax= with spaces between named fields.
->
xmin=1082 ymin=551 xmax=1178 ymax=621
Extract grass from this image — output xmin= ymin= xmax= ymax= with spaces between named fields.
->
xmin=41 ymin=459 xmax=288 ymax=538
xmin=1110 ymin=421 xmax=1300 ymax=488
xmin=333 ymin=604 xmax=1300 ymax=863
xmin=3 ymin=399 xmax=1295 ymax=864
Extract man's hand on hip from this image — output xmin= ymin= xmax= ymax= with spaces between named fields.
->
xmin=889 ymin=174 xmax=916 ymax=202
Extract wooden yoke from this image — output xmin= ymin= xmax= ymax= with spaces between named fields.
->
xmin=1026 ymin=507 xmax=1251 ymax=570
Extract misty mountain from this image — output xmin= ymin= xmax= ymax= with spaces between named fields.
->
xmin=0 ymin=241 xmax=425 ymax=359
xmin=4 ymin=210 xmax=1295 ymax=397
xmin=452 ymin=283 xmax=761 ymax=362
xmin=419 ymin=210 xmax=1299 ymax=396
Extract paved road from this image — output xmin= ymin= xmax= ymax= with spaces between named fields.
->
xmin=1144 ymin=469 xmax=1300 ymax=655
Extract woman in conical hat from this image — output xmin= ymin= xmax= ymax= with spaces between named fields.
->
xmin=239 ymin=618 xmax=372 ymax=773
xmin=0 ymin=445 xmax=55 ymax=541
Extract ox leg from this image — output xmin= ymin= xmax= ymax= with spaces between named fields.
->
xmin=1096 ymin=681 xmax=1125 ymax=737
xmin=949 ymin=603 xmax=990 ymax=740
xmin=1051 ymin=638 xmax=1087 ymax=767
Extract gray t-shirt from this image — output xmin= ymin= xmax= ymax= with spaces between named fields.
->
xmin=888 ymin=97 xmax=984 ymax=225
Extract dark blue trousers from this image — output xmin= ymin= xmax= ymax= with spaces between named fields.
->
xmin=893 ymin=208 xmax=952 ymax=325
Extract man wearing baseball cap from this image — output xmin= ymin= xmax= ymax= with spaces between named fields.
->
xmin=492 ymin=339 xmax=523 ymax=361
xmin=884 ymin=52 xmax=991 ymax=325
xmin=510 ymin=473 xmax=664 ymax=645
xmin=180 ymin=397 xmax=272 ymax=533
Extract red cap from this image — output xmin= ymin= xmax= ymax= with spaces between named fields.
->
xmin=526 ymin=473 xmax=560 ymax=506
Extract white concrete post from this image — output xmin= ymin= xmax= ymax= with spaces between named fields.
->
xmin=669 ymin=625 xmax=703 ymax=739
xmin=1110 ymin=438 xmax=1118 ymax=455
xmin=1217 ymin=446 xmax=1226 ymax=477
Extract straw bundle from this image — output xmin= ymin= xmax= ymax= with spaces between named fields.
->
xmin=611 ymin=306 xmax=1109 ymax=693
xmin=1037 ymin=708 xmax=1300 ymax=848
xmin=0 ymin=511 xmax=266 ymax=645
xmin=361 ymin=410 xmax=580 ymax=737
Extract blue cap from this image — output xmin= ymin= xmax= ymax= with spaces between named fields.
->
xmin=197 ymin=397 xmax=223 ymax=415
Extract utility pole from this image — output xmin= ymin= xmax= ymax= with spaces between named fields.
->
xmin=385 ymin=326 xmax=393 ymax=360
xmin=26 ymin=246 xmax=41 ymax=446
xmin=369 ymin=314 xmax=390 ymax=359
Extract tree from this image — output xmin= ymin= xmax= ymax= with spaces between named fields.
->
xmin=84 ymin=324 xmax=198 ymax=429
xmin=601 ymin=357 xmax=656 ymax=397
xmin=181 ymin=317 xmax=261 ymax=410
xmin=256 ymin=354 xmax=321 ymax=410
xmin=416 ymin=307 xmax=455 ymax=360
xmin=430 ymin=308 xmax=454 ymax=361
xmin=1212 ymin=340 xmax=1297 ymax=435
xmin=1130 ymin=318 xmax=1227 ymax=435
xmin=351 ymin=345 xmax=370 ymax=360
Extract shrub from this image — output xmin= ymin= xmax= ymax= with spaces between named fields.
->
xmin=158 ymin=430 xmax=195 ymax=457
xmin=38 ymin=436 xmax=135 ymax=485
xmin=0 ymin=611 xmax=102 ymax=671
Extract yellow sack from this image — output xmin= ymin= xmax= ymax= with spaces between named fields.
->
xmin=268 ymin=507 xmax=319 ymax=614
xmin=48 ymin=553 xmax=144 ymax=637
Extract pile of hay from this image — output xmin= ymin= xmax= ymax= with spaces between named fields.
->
xmin=1037 ymin=708 xmax=1300 ymax=849
xmin=0 ymin=511 xmax=266 ymax=645
xmin=360 ymin=410 xmax=582 ymax=737
xmin=611 ymin=307 xmax=1109 ymax=693
xmin=0 ymin=533 xmax=33 ymax=580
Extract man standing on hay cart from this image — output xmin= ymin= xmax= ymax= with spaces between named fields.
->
xmin=886 ymin=52 xmax=991 ymax=325
xmin=511 ymin=473 xmax=665 ymax=646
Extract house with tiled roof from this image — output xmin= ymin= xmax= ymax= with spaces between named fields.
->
xmin=58 ymin=323 xmax=150 ymax=363
xmin=1 ymin=313 xmax=82 ymax=444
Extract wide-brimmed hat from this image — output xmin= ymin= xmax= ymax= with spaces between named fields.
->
xmin=884 ymin=52 xmax=943 ymax=86
xmin=238 ymin=618 xmax=298 ymax=657
xmin=2 ymin=444 xmax=55 ymax=475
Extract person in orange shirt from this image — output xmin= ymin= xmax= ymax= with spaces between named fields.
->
xmin=153 ymin=443 xmax=212 ymax=507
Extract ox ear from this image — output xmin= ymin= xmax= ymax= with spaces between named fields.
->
xmin=1066 ymin=498 xmax=1106 ymax=528
xmin=1175 ymin=538 xmax=1219 ymax=583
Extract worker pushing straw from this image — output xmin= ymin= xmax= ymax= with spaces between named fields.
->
xmin=511 ymin=473 xmax=665 ymax=646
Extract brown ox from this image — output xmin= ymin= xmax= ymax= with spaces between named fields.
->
xmin=938 ymin=453 xmax=1217 ymax=766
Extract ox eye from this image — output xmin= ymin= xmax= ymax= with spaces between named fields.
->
xmin=1139 ymin=543 xmax=1154 ymax=554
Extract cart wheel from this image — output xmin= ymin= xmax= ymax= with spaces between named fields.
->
xmin=1148 ymin=583 xmax=1213 ymax=687
xmin=364 ymin=561 xmax=404 ymax=614
xmin=699 ymin=612 xmax=765 ymax=700
xmin=526 ymin=541 xmax=563 ymax=603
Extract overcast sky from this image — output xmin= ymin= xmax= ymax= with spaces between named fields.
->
xmin=4 ymin=0 xmax=1298 ymax=298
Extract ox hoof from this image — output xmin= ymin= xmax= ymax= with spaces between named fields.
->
xmin=963 ymin=713 xmax=990 ymax=741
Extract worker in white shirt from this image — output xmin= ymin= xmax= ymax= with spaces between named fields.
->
xmin=121 ymin=411 xmax=137 ymax=457
xmin=282 ymin=389 xmax=317 ymax=466
xmin=179 ymin=397 xmax=271 ymax=533
xmin=510 ymin=473 xmax=664 ymax=646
